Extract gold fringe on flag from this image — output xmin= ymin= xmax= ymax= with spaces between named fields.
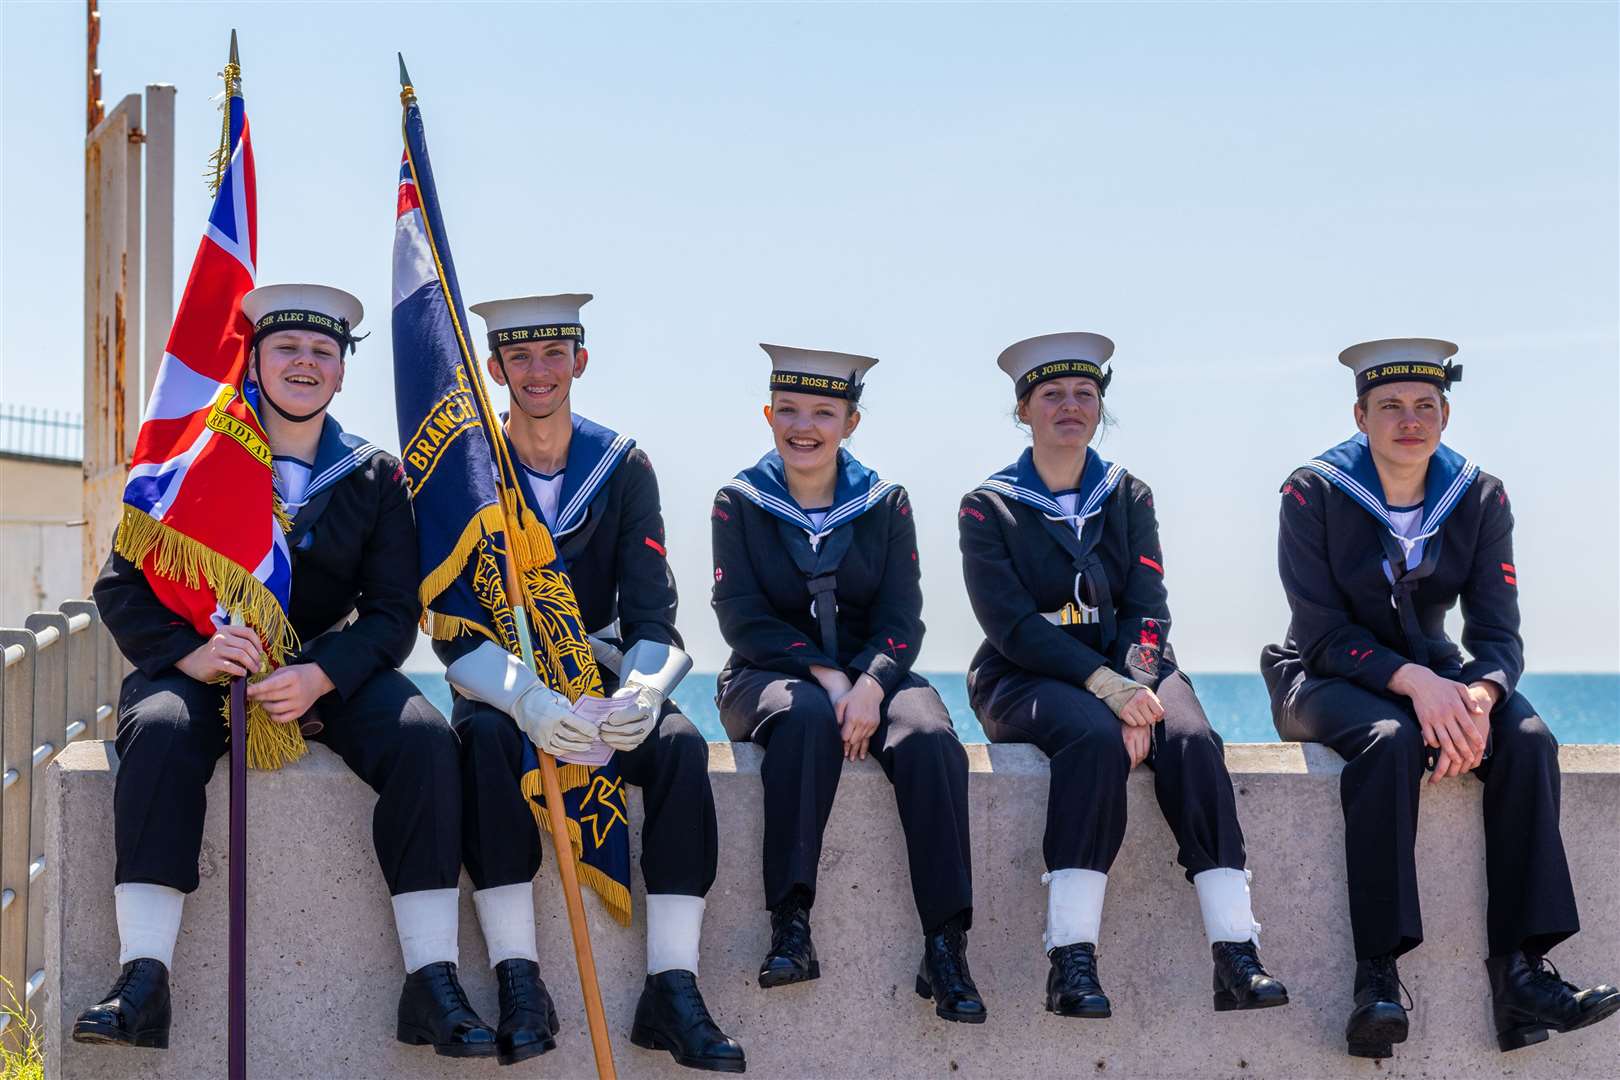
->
xmin=520 ymin=764 xmax=632 ymax=926
xmin=114 ymin=506 xmax=308 ymax=769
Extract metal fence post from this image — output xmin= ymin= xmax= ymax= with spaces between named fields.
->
xmin=0 ymin=629 xmax=37 ymax=1032
xmin=57 ymin=603 xmax=102 ymax=745
xmin=21 ymin=614 xmax=68 ymax=1024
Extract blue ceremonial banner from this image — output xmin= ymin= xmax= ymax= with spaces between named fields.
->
xmin=390 ymin=78 xmax=632 ymax=924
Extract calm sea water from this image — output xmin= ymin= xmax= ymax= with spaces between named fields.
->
xmin=406 ymin=671 xmax=1619 ymax=745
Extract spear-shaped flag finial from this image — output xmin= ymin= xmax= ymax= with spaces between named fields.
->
xmin=398 ymin=53 xmax=416 ymax=106
xmin=230 ymin=28 xmax=239 ymax=67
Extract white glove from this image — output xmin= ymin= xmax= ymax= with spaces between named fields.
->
xmin=445 ymin=641 xmax=599 ymax=756
xmin=597 ymin=639 xmax=692 ymax=752
xmin=600 ymin=684 xmax=660 ymax=752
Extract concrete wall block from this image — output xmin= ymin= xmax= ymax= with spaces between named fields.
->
xmin=45 ymin=740 xmax=1620 ymax=1079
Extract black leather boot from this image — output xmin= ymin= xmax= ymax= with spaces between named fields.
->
xmin=71 ymin=959 xmax=172 ymax=1049
xmin=758 ymin=897 xmax=818 ymax=988
xmin=396 ymin=961 xmax=498 ymax=1058
xmin=1487 ymin=951 xmax=1620 ymax=1053
xmin=493 ymin=958 xmax=559 ymax=1066
xmin=914 ymin=920 xmax=987 ymax=1024
xmin=1344 ymin=954 xmax=1409 ymax=1059
xmin=1211 ymin=941 xmax=1289 ymax=1012
xmin=1046 ymin=943 xmax=1111 ymax=1018
xmin=630 ymin=970 xmax=747 ymax=1073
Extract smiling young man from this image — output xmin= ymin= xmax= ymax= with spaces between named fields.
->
xmin=76 ymin=285 xmax=497 ymax=1060
xmin=437 ymin=294 xmax=743 ymax=1072
xmin=1261 ymin=338 xmax=1618 ymax=1058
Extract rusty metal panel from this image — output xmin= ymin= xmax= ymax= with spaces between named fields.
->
xmin=81 ymin=93 xmax=142 ymax=597
xmin=143 ymin=84 xmax=176 ymax=406
xmin=0 ymin=630 xmax=37 ymax=1025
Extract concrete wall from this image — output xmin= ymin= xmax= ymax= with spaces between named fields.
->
xmin=0 ymin=456 xmax=84 ymax=623
xmin=43 ymin=740 xmax=1620 ymax=1080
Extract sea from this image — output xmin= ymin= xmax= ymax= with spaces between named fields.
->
xmin=406 ymin=671 xmax=1620 ymax=745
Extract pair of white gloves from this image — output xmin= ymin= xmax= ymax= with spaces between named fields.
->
xmin=445 ymin=639 xmax=690 ymax=757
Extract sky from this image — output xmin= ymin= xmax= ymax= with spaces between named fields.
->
xmin=2 ymin=1 xmax=1616 ymax=672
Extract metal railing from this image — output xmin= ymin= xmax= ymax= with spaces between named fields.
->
xmin=0 ymin=600 xmax=123 ymax=1040
xmin=0 ymin=405 xmax=85 ymax=464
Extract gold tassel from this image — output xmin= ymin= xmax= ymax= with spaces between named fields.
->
xmin=417 ymin=504 xmax=507 ymax=609
xmin=117 ymin=507 xmax=308 ymax=770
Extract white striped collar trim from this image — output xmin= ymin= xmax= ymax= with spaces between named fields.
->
xmin=554 ymin=432 xmax=634 ymax=537
xmin=722 ymin=475 xmax=897 ymax=546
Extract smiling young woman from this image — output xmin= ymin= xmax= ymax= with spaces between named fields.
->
xmin=1260 ymin=338 xmax=1619 ymax=1059
xmin=958 ymin=331 xmax=1288 ymax=1022
xmin=710 ymin=344 xmax=985 ymax=1027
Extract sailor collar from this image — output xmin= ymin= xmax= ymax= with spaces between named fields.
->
xmin=977 ymin=447 xmax=1126 ymax=526
xmin=273 ymin=413 xmax=384 ymax=515
xmin=723 ymin=449 xmax=894 ymax=546
xmin=506 ymin=413 xmax=635 ymax=536
xmin=1302 ymin=433 xmax=1480 ymax=544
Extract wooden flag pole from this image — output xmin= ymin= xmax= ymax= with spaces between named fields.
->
xmin=397 ymin=55 xmax=615 ymax=1079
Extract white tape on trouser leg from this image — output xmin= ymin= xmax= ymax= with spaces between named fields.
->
xmin=1194 ymin=867 xmax=1261 ymax=946
xmin=474 ymin=882 xmax=539 ymax=966
xmin=392 ymin=887 xmax=461 ymax=973
xmin=115 ymin=883 xmax=184 ymax=968
xmin=646 ymin=893 xmax=705 ymax=975
xmin=1042 ymin=868 xmax=1107 ymax=953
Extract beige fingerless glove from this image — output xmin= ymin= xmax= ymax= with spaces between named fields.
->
xmin=1084 ymin=666 xmax=1147 ymax=718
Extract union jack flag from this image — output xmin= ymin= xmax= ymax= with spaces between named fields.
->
xmin=114 ymin=62 xmax=300 ymax=764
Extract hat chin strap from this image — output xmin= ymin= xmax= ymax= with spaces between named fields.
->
xmin=252 ymin=355 xmax=333 ymax=425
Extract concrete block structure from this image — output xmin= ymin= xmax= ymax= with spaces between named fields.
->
xmin=43 ymin=739 xmax=1620 ymax=1079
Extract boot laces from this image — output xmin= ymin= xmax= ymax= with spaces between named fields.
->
xmin=671 ymin=976 xmax=716 ymax=1030
xmin=1217 ymin=941 xmax=1265 ymax=981
xmin=427 ymin=965 xmax=476 ymax=1013
xmin=929 ymin=926 xmax=971 ymax=985
xmin=1054 ymin=944 xmax=1098 ymax=984
xmin=1527 ymin=955 xmax=1579 ymax=996
xmin=1366 ymin=955 xmax=1413 ymax=1012
xmin=769 ymin=906 xmax=811 ymax=956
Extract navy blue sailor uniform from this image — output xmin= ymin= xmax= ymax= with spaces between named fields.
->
xmin=711 ymin=450 xmax=974 ymax=934
xmin=94 ymin=418 xmax=462 ymax=896
xmin=1260 ymin=434 xmax=1579 ymax=961
xmin=439 ymin=416 xmax=719 ymax=899
xmin=958 ymin=447 xmax=1248 ymax=879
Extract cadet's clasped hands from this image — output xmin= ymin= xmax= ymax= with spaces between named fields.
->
xmin=1389 ymin=662 xmax=1496 ymax=781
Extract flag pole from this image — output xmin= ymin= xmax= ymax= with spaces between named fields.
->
xmin=398 ymin=56 xmax=616 ymax=1080
xmin=224 ymin=32 xmax=248 ymax=1080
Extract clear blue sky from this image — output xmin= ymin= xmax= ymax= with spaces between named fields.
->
xmin=3 ymin=2 xmax=1616 ymax=671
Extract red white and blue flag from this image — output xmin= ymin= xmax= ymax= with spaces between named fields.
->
xmin=115 ymin=69 xmax=298 ymax=705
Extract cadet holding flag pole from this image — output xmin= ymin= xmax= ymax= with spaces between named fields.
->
xmin=390 ymin=59 xmax=617 ymax=1077
xmin=453 ymin=294 xmax=745 ymax=1072
xmin=75 ymin=38 xmax=476 ymax=1060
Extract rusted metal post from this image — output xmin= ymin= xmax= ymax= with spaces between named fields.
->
xmin=81 ymin=95 xmax=142 ymax=594
xmin=86 ymin=0 xmax=103 ymax=135
xmin=142 ymin=84 xmax=176 ymax=404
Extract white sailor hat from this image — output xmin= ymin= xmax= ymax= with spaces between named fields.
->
xmin=242 ymin=283 xmax=366 ymax=354
xmin=1339 ymin=338 xmax=1462 ymax=395
xmin=996 ymin=332 xmax=1115 ymax=398
xmin=761 ymin=343 xmax=879 ymax=402
xmin=469 ymin=294 xmax=593 ymax=355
